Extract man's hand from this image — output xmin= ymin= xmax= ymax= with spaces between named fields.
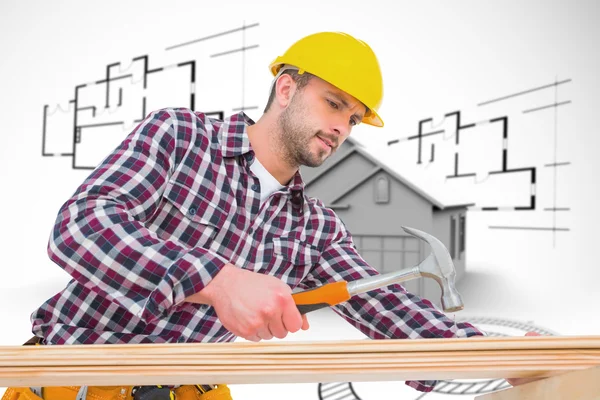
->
xmin=505 ymin=331 xmax=545 ymax=387
xmin=185 ymin=264 xmax=309 ymax=342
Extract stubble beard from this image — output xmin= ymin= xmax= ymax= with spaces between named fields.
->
xmin=277 ymin=95 xmax=330 ymax=168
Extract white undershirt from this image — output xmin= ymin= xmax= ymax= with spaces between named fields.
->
xmin=250 ymin=156 xmax=285 ymax=204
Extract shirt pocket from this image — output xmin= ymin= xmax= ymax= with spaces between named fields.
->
xmin=271 ymin=237 xmax=321 ymax=284
xmin=162 ymin=180 xmax=228 ymax=248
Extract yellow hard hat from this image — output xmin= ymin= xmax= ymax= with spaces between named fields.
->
xmin=269 ymin=32 xmax=384 ymax=127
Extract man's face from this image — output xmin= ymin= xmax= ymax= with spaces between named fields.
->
xmin=277 ymin=76 xmax=367 ymax=168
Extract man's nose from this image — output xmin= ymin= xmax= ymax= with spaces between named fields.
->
xmin=330 ymin=116 xmax=351 ymax=137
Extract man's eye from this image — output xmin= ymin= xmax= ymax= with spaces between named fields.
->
xmin=350 ymin=118 xmax=357 ymax=126
xmin=327 ymin=100 xmax=339 ymax=109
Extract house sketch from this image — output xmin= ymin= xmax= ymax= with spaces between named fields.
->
xmin=385 ymin=78 xmax=572 ymax=245
xmin=390 ymin=111 xmax=537 ymax=211
xmin=41 ymin=23 xmax=260 ymax=170
xmin=301 ymin=137 xmax=471 ymax=305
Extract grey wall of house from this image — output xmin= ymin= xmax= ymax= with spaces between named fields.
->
xmin=304 ymin=151 xmax=376 ymax=205
xmin=301 ymin=138 xmax=468 ymax=309
xmin=330 ymin=170 xmax=434 ymax=236
xmin=305 ymin=168 xmax=437 ymax=301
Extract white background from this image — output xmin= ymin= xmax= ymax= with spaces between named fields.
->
xmin=1 ymin=1 xmax=599 ymax=399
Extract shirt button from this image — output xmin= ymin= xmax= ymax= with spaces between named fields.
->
xmin=188 ymin=207 xmax=197 ymax=216
xmin=251 ymin=184 xmax=259 ymax=192
xmin=201 ymin=304 xmax=209 ymax=311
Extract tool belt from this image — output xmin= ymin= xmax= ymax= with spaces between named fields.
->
xmin=1 ymin=337 xmax=233 ymax=400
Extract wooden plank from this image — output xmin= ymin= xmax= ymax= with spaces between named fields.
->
xmin=0 ymin=360 xmax=596 ymax=386
xmin=2 ymin=349 xmax=599 ymax=366
xmin=476 ymin=366 xmax=600 ymax=400
xmin=0 ymin=364 xmax=575 ymax=386
xmin=3 ymin=359 xmax=598 ymax=372
xmin=0 ymin=336 xmax=598 ymax=386
xmin=1 ymin=335 xmax=598 ymax=356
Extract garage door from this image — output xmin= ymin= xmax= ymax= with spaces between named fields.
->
xmin=352 ymin=234 xmax=423 ymax=295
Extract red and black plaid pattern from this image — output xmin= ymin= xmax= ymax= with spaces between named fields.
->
xmin=32 ymin=108 xmax=482 ymax=392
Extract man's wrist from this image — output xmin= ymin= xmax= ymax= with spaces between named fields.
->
xmin=184 ymin=263 xmax=234 ymax=305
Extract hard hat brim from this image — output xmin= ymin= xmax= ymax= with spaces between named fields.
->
xmin=363 ymin=109 xmax=384 ymax=127
xmin=270 ymin=62 xmax=384 ymax=128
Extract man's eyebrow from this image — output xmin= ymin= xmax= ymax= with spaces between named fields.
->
xmin=326 ymin=90 xmax=365 ymax=121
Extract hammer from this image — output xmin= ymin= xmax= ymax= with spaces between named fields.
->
xmin=292 ymin=226 xmax=464 ymax=314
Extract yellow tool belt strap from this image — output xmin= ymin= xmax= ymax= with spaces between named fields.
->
xmin=1 ymin=385 xmax=232 ymax=400
xmin=1 ymin=337 xmax=233 ymax=400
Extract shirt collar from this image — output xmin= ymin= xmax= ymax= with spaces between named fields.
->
xmin=219 ymin=111 xmax=255 ymax=158
xmin=218 ymin=112 xmax=306 ymax=193
xmin=287 ymin=169 xmax=305 ymax=192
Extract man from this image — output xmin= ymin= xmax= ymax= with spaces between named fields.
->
xmin=5 ymin=31 xmax=525 ymax=400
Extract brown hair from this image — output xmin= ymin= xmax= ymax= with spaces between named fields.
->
xmin=263 ymin=69 xmax=313 ymax=113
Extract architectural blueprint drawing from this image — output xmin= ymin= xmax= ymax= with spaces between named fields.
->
xmin=42 ymin=22 xmax=260 ymax=169
xmin=386 ymin=78 xmax=573 ymax=243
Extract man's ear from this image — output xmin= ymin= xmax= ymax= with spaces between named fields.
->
xmin=275 ymin=74 xmax=297 ymax=108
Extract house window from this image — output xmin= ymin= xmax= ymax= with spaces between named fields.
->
xmin=375 ymin=176 xmax=390 ymax=204
xmin=450 ymin=216 xmax=457 ymax=259
xmin=459 ymin=213 xmax=466 ymax=254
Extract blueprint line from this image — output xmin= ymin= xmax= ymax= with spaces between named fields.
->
xmin=523 ymin=100 xmax=571 ymax=114
xmin=489 ymin=226 xmax=570 ymax=231
xmin=166 ymin=23 xmax=259 ymax=51
xmin=211 ymin=44 xmax=259 ymax=58
xmin=478 ymin=79 xmax=571 ymax=106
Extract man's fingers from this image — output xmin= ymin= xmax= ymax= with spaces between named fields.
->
xmin=246 ymin=335 xmax=261 ymax=342
xmin=268 ymin=317 xmax=288 ymax=339
xmin=301 ymin=314 xmax=310 ymax=330
xmin=281 ymin=299 xmax=303 ymax=333
xmin=256 ymin=326 xmax=273 ymax=341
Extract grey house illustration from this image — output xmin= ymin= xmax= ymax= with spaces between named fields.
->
xmin=301 ymin=138 xmax=471 ymax=307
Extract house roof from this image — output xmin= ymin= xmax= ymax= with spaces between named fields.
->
xmin=306 ymin=136 xmax=474 ymax=210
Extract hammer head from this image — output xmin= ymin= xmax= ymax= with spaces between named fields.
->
xmin=401 ymin=226 xmax=464 ymax=312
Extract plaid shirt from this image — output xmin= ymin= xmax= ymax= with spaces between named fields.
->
xmin=32 ymin=108 xmax=482 ymax=392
